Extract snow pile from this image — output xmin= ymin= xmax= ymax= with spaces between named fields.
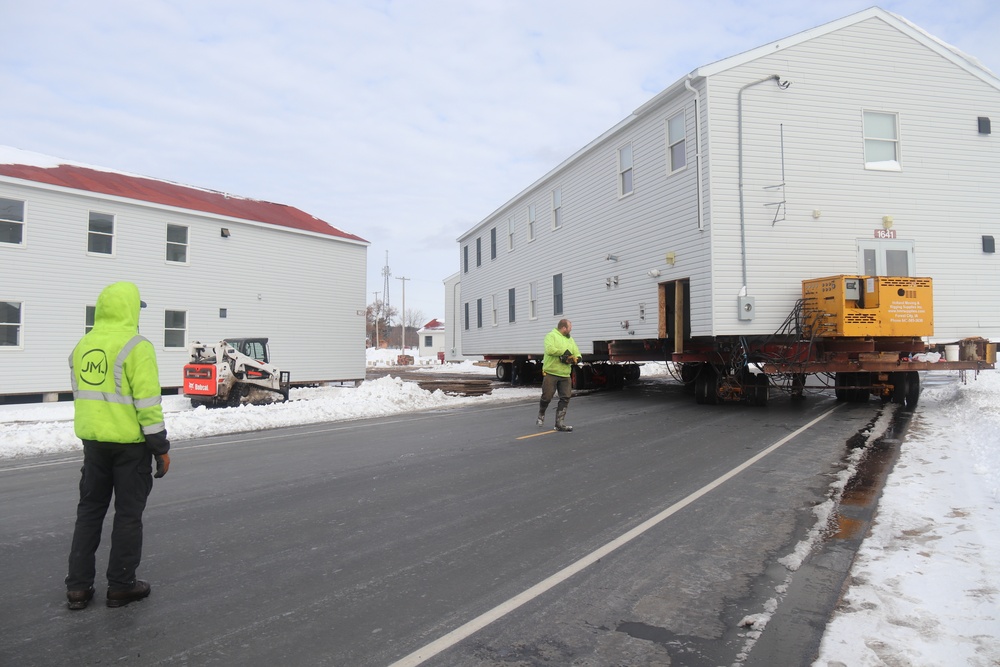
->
xmin=814 ymin=370 xmax=1000 ymax=666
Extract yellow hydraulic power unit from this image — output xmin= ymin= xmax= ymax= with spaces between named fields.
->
xmin=802 ymin=275 xmax=934 ymax=337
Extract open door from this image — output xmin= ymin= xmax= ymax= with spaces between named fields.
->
xmin=660 ymin=279 xmax=691 ymax=353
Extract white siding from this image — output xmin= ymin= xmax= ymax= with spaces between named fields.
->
xmin=457 ymin=11 xmax=1000 ymax=353
xmin=703 ymin=16 xmax=1000 ymax=340
xmin=458 ymin=90 xmax=708 ymax=356
xmin=0 ymin=181 xmax=367 ymax=396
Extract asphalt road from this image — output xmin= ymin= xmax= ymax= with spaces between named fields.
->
xmin=0 ymin=378 xmax=881 ymax=666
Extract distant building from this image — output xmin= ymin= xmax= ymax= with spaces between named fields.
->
xmin=417 ymin=318 xmax=446 ymax=359
xmin=0 ymin=146 xmax=369 ymax=400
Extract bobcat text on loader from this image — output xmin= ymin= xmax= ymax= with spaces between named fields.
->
xmin=183 ymin=338 xmax=290 ymax=408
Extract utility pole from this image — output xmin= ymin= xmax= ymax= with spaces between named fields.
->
xmin=396 ymin=276 xmax=409 ymax=349
xmin=371 ymin=291 xmax=380 ymax=348
xmin=381 ymin=251 xmax=392 ymax=338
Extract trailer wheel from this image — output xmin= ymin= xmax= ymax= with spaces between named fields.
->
xmin=496 ymin=362 xmax=512 ymax=382
xmin=835 ymin=372 xmax=849 ymax=401
xmin=694 ymin=365 xmax=720 ymax=405
xmin=750 ymin=374 xmax=770 ymax=407
xmin=904 ymin=371 xmax=920 ymax=409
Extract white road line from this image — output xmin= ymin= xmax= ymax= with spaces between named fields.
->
xmin=387 ymin=405 xmax=842 ymax=667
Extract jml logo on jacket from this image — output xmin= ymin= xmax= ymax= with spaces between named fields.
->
xmin=69 ymin=282 xmax=166 ymax=444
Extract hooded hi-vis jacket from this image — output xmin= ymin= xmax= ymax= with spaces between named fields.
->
xmin=70 ymin=282 xmax=167 ymax=448
xmin=542 ymin=327 xmax=581 ymax=378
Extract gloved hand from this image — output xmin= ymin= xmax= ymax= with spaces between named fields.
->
xmin=560 ymin=350 xmax=576 ymax=364
xmin=154 ymin=453 xmax=170 ymax=478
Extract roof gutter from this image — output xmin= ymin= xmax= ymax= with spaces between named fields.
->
xmin=683 ymin=75 xmax=704 ymax=230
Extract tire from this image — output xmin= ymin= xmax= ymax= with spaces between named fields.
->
xmin=835 ymin=372 xmax=850 ymax=401
xmin=694 ymin=365 xmax=720 ymax=405
xmin=496 ymin=362 xmax=512 ymax=382
xmin=751 ymin=374 xmax=769 ymax=407
xmin=904 ymin=371 xmax=920 ymax=409
xmin=890 ymin=371 xmax=908 ymax=404
xmin=852 ymin=372 xmax=871 ymax=403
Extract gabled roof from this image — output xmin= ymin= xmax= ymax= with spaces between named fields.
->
xmin=461 ymin=7 xmax=1000 ymax=241
xmin=419 ymin=319 xmax=445 ymax=331
xmin=0 ymin=146 xmax=368 ymax=244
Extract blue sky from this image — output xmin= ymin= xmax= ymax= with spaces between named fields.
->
xmin=3 ymin=0 xmax=998 ymax=321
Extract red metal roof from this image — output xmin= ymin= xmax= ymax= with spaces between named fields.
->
xmin=421 ymin=318 xmax=445 ymax=330
xmin=0 ymin=160 xmax=367 ymax=243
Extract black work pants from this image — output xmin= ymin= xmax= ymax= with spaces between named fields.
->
xmin=66 ymin=441 xmax=153 ymax=591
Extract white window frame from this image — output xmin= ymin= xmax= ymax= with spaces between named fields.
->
xmin=863 ymin=110 xmax=901 ymax=171
xmin=553 ymin=273 xmax=564 ymax=316
xmin=87 ymin=211 xmax=116 ymax=256
xmin=618 ymin=143 xmax=634 ymax=197
xmin=527 ymin=204 xmax=536 ymax=241
xmin=507 ymin=216 xmax=515 ymax=251
xmin=529 ymin=282 xmax=537 ymax=320
xmin=0 ymin=300 xmax=23 ymax=349
xmin=667 ymin=112 xmax=687 ymax=173
xmin=0 ymin=197 xmax=26 ymax=247
xmin=85 ymin=305 xmax=96 ymax=334
xmin=166 ymin=223 xmax=189 ymax=264
xmin=551 ymin=187 xmax=563 ymax=229
xmin=164 ymin=309 xmax=187 ymax=348
xmin=491 ymin=294 xmax=498 ymax=327
xmin=857 ymin=239 xmax=915 ymax=276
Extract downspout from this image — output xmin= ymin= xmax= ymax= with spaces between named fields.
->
xmin=684 ymin=76 xmax=703 ymax=230
xmin=738 ymin=74 xmax=790 ymax=294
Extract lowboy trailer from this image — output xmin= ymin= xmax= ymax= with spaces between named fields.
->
xmin=487 ymin=276 xmax=996 ymax=406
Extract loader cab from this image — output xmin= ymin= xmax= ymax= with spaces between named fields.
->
xmin=222 ymin=338 xmax=271 ymax=364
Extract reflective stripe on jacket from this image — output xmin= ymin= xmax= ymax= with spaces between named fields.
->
xmin=70 ymin=281 xmax=165 ymax=444
xmin=542 ymin=327 xmax=582 ymax=377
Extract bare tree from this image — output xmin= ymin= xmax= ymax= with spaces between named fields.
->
xmin=366 ymin=299 xmax=397 ymax=347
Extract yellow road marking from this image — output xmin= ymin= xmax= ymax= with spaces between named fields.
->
xmin=517 ymin=430 xmax=556 ymax=440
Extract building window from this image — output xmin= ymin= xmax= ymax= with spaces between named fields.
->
xmin=529 ymin=282 xmax=537 ymax=320
xmin=507 ymin=216 xmax=515 ymax=251
xmin=164 ymin=310 xmax=187 ymax=348
xmin=463 ymin=245 xmax=469 ymax=273
xmin=166 ymin=224 xmax=189 ymax=263
xmin=490 ymin=227 xmax=497 ymax=260
xmin=508 ymin=288 xmax=516 ymax=323
xmin=0 ymin=301 xmax=22 ymax=347
xmin=464 ymin=302 xmax=469 ymax=330
xmin=85 ymin=306 xmax=96 ymax=334
xmin=553 ymin=273 xmax=563 ymax=316
xmin=0 ymin=197 xmax=25 ymax=245
xmin=476 ymin=237 xmax=482 ymax=267
xmin=618 ymin=143 xmax=633 ymax=197
xmin=88 ymin=212 xmax=115 ymax=255
xmin=863 ymin=111 xmax=900 ymax=169
xmin=424 ymin=335 xmax=433 ymax=347
xmin=491 ymin=295 xmax=498 ymax=326
xmin=219 ymin=308 xmax=227 ymax=319
xmin=527 ymin=204 xmax=536 ymax=241
xmin=476 ymin=299 xmax=483 ymax=329
xmin=667 ymin=112 xmax=686 ymax=172
xmin=551 ymin=187 xmax=562 ymax=229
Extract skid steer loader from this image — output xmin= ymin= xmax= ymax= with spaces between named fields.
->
xmin=183 ymin=338 xmax=291 ymax=408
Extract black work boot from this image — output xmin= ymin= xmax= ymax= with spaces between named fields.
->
xmin=555 ymin=409 xmax=573 ymax=432
xmin=67 ymin=586 xmax=94 ymax=610
xmin=106 ymin=580 xmax=151 ymax=608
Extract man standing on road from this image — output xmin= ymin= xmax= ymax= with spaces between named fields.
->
xmin=65 ymin=281 xmax=171 ymax=610
xmin=536 ymin=318 xmax=581 ymax=432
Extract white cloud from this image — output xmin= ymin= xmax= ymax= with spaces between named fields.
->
xmin=2 ymin=0 xmax=999 ymax=317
